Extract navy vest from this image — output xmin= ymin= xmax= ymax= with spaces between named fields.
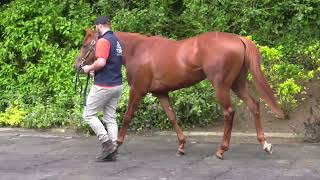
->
xmin=94 ymin=31 xmax=123 ymax=86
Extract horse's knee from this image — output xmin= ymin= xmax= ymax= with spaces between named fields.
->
xmin=251 ymin=101 xmax=260 ymax=115
xmin=179 ymin=136 xmax=186 ymax=144
xmin=223 ymin=107 xmax=235 ymax=122
xmin=230 ymin=109 xmax=235 ymax=118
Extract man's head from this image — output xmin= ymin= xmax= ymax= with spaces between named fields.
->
xmin=95 ymin=16 xmax=111 ymax=35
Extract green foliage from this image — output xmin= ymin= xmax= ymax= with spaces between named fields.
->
xmin=171 ymin=81 xmax=221 ymax=128
xmin=0 ymin=103 xmax=26 ymax=127
xmin=0 ymin=0 xmax=93 ymax=129
xmin=23 ymin=104 xmax=64 ymax=128
xmin=0 ymin=0 xmax=319 ymax=131
xmin=277 ymin=78 xmax=302 ymax=113
xmin=251 ymin=38 xmax=317 ymax=115
xmin=112 ymin=1 xmax=174 ymax=37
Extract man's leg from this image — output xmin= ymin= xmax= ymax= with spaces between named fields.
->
xmin=101 ymin=85 xmax=122 ymax=161
xmin=102 ymin=85 xmax=123 ymax=143
xmin=83 ymin=85 xmax=117 ymax=160
xmin=83 ymin=85 xmax=109 ymax=143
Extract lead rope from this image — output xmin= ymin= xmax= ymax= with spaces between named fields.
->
xmin=83 ymin=74 xmax=90 ymax=106
xmin=74 ymin=68 xmax=83 ymax=95
xmin=74 ymin=38 xmax=97 ymax=107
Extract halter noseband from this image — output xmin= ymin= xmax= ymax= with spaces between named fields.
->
xmin=79 ymin=39 xmax=97 ymax=68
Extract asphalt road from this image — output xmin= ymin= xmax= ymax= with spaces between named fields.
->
xmin=0 ymin=130 xmax=319 ymax=180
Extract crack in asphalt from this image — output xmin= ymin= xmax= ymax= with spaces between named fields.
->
xmin=23 ymin=157 xmax=68 ymax=171
xmin=210 ymin=167 xmax=233 ymax=180
xmin=186 ymin=154 xmax=212 ymax=166
xmin=111 ymin=161 xmax=146 ymax=176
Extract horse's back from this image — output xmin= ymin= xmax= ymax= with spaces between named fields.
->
xmin=117 ymin=31 xmax=246 ymax=92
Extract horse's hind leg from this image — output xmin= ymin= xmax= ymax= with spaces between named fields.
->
xmin=231 ymin=71 xmax=273 ymax=154
xmin=155 ymin=93 xmax=186 ymax=155
xmin=213 ymin=85 xmax=235 ymax=160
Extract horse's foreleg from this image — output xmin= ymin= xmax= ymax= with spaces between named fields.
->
xmin=117 ymin=89 xmax=143 ymax=146
xmin=155 ymin=93 xmax=186 ymax=155
xmin=214 ymin=87 xmax=235 ymax=160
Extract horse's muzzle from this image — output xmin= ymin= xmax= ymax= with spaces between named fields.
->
xmin=74 ymin=57 xmax=83 ymax=73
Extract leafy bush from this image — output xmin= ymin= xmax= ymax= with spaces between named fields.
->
xmin=0 ymin=103 xmax=26 ymax=127
xmin=0 ymin=0 xmax=93 ymax=129
xmin=250 ymin=38 xmax=316 ymax=115
xmin=277 ymin=78 xmax=302 ymax=113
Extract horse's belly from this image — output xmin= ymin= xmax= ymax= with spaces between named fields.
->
xmin=150 ymin=70 xmax=206 ymax=92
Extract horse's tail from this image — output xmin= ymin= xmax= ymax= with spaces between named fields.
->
xmin=238 ymin=36 xmax=284 ymax=118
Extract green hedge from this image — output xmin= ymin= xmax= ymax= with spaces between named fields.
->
xmin=0 ymin=0 xmax=319 ymax=132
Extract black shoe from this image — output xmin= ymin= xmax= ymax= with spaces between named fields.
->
xmin=103 ymin=150 xmax=117 ymax=161
xmin=96 ymin=140 xmax=117 ymax=160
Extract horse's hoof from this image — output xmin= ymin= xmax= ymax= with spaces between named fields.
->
xmin=116 ymin=140 xmax=123 ymax=146
xmin=263 ymin=142 xmax=273 ymax=154
xmin=176 ymin=149 xmax=185 ymax=156
xmin=176 ymin=147 xmax=185 ymax=156
xmin=215 ymin=152 xmax=224 ymax=160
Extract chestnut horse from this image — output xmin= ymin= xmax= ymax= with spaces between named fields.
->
xmin=75 ymin=29 xmax=284 ymax=159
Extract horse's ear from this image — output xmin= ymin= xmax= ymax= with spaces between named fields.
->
xmin=82 ymin=27 xmax=97 ymax=43
xmin=84 ymin=28 xmax=93 ymax=35
xmin=81 ymin=28 xmax=87 ymax=37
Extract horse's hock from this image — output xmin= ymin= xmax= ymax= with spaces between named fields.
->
xmin=304 ymin=99 xmax=320 ymax=143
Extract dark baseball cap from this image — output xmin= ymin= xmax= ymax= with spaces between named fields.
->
xmin=95 ymin=16 xmax=111 ymax=25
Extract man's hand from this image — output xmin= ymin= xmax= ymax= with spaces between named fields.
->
xmin=82 ymin=65 xmax=92 ymax=74
xmin=82 ymin=58 xmax=106 ymax=74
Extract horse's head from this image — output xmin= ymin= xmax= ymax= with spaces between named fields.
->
xmin=74 ymin=29 xmax=98 ymax=72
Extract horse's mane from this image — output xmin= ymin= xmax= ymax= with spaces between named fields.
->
xmin=115 ymin=32 xmax=177 ymax=42
xmin=115 ymin=32 xmax=149 ymax=40
xmin=83 ymin=29 xmax=178 ymax=44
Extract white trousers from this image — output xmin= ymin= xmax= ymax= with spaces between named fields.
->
xmin=83 ymin=85 xmax=122 ymax=144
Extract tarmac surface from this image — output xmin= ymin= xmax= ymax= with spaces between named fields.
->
xmin=0 ymin=129 xmax=320 ymax=180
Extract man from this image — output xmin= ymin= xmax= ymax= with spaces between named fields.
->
xmin=82 ymin=16 xmax=123 ymax=161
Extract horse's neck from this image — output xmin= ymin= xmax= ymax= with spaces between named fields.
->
xmin=116 ymin=32 xmax=146 ymax=49
xmin=115 ymin=32 xmax=147 ymax=66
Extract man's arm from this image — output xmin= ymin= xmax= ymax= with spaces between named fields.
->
xmin=82 ymin=58 xmax=106 ymax=73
